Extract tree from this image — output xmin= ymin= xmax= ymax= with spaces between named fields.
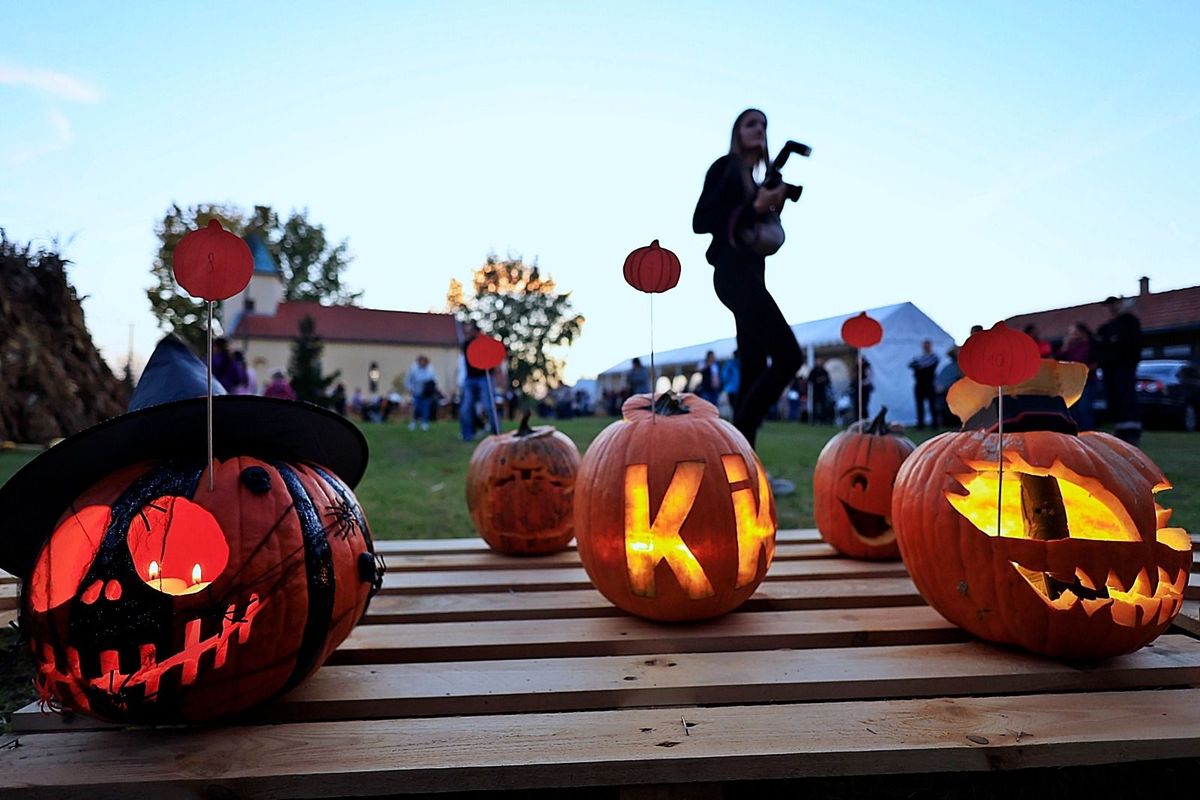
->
xmin=448 ymin=254 xmax=585 ymax=393
xmin=288 ymin=316 xmax=340 ymax=406
xmin=147 ymin=204 xmax=361 ymax=350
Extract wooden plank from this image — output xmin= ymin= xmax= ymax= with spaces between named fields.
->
xmin=329 ymin=606 xmax=966 ymax=665
xmin=362 ymin=576 xmax=924 ymax=624
xmin=380 ymin=558 xmax=908 ymax=595
xmin=381 ymin=541 xmax=841 ymax=572
xmin=17 ymin=635 xmax=1200 ymax=733
xmin=1175 ymin=601 xmax=1200 ymax=638
xmin=5 ymin=688 xmax=1200 ymax=798
xmin=370 ymin=528 xmax=826 ymax=555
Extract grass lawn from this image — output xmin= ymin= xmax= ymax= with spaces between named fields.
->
xmin=2 ymin=416 xmax=1197 ymax=538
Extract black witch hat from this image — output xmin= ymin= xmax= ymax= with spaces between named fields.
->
xmin=0 ymin=335 xmax=368 ymax=577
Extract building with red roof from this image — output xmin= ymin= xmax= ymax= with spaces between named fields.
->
xmin=1005 ymin=277 xmax=1200 ymax=360
xmin=222 ymin=236 xmax=462 ymax=401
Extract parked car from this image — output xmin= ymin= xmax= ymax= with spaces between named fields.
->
xmin=1135 ymin=360 xmax=1200 ymax=431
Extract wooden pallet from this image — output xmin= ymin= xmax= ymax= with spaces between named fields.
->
xmin=2 ymin=529 xmax=1199 ymax=799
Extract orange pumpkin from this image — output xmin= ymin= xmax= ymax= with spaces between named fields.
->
xmin=23 ymin=456 xmax=379 ymax=723
xmin=574 ymin=393 xmax=776 ymax=621
xmin=892 ymin=362 xmax=1192 ymax=658
xmin=466 ymin=414 xmax=581 ymax=555
xmin=813 ymin=408 xmax=915 ymax=560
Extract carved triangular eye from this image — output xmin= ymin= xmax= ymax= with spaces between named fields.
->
xmin=29 ymin=505 xmax=111 ymax=613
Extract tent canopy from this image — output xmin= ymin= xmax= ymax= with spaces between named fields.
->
xmin=596 ymin=302 xmax=956 ymax=426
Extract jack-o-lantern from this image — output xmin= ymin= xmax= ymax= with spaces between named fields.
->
xmin=467 ymin=413 xmax=581 ymax=555
xmin=813 ymin=407 xmax=915 ymax=560
xmin=22 ymin=456 xmax=376 ymax=723
xmin=574 ymin=393 xmax=776 ymax=621
xmin=893 ymin=361 xmax=1192 ymax=658
xmin=0 ymin=334 xmax=377 ymax=723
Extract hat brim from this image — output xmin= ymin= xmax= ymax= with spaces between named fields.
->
xmin=0 ymin=396 xmax=368 ymax=577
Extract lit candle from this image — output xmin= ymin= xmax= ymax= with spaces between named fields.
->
xmin=145 ymin=561 xmax=212 ymax=595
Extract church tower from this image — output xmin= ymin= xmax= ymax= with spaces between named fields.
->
xmin=223 ymin=233 xmax=284 ymax=335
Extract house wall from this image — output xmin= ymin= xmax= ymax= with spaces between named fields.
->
xmin=233 ymin=338 xmax=461 ymax=398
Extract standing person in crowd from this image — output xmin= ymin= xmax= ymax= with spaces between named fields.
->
xmin=720 ymin=349 xmax=741 ymax=413
xmin=458 ymin=321 xmax=499 ymax=441
xmin=697 ymin=350 xmax=722 ymax=406
xmin=350 ymin=387 xmax=364 ymax=417
xmin=807 ymin=356 xmax=831 ymax=424
xmin=262 ymin=370 xmax=297 ymax=401
xmin=212 ymin=337 xmax=242 ymax=392
xmin=908 ymin=339 xmax=940 ymax=429
xmin=1056 ymin=322 xmax=1096 ymax=431
xmin=851 ymin=358 xmax=873 ymax=421
xmin=626 ymin=357 xmax=651 ymax=397
xmin=786 ymin=373 xmax=806 ymax=421
xmin=1023 ymin=324 xmax=1053 ymax=357
xmin=693 ymin=108 xmax=803 ymax=449
xmin=406 ymin=354 xmax=439 ymax=431
xmin=232 ymin=351 xmax=257 ymax=395
xmin=330 ymin=382 xmax=347 ymax=416
xmin=1096 ymin=296 xmax=1142 ymax=444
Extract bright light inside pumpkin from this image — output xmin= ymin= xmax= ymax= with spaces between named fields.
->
xmin=947 ymin=454 xmax=1141 ymax=541
xmin=128 ymin=496 xmax=228 ymax=596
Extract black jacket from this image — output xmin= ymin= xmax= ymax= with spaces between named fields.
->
xmin=693 ymin=155 xmax=758 ymax=266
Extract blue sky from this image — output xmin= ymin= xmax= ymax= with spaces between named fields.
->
xmin=3 ymin=1 xmax=1198 ymax=384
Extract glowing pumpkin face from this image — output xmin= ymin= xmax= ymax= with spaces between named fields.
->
xmin=466 ymin=415 xmax=581 ymax=555
xmin=813 ymin=409 xmax=915 ymax=560
xmin=23 ymin=456 xmax=379 ymax=723
xmin=574 ymin=393 xmax=776 ymax=621
xmin=893 ymin=428 xmax=1192 ymax=658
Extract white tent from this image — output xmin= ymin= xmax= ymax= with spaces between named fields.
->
xmin=596 ymin=302 xmax=955 ymax=426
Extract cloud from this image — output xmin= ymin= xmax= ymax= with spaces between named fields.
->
xmin=0 ymin=65 xmax=103 ymax=103
xmin=6 ymin=110 xmax=74 ymax=164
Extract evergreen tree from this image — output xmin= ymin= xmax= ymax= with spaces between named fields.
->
xmin=288 ymin=316 xmax=340 ymax=406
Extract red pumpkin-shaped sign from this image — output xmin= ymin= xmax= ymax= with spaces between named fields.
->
xmin=466 ymin=334 xmax=506 ymax=371
xmin=623 ymin=240 xmax=681 ymax=294
xmin=172 ymin=219 xmax=254 ymax=302
xmin=813 ymin=408 xmax=915 ymax=560
xmin=574 ymin=393 xmax=776 ymax=621
xmin=892 ymin=362 xmax=1192 ymax=658
xmin=958 ymin=322 xmax=1040 ymax=387
xmin=23 ymin=456 xmax=378 ymax=723
xmin=466 ymin=414 xmax=581 ymax=555
xmin=840 ymin=312 xmax=883 ymax=348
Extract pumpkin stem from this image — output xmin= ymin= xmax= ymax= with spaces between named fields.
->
xmin=1019 ymin=474 xmax=1069 ymax=541
xmin=866 ymin=406 xmax=891 ymax=436
xmin=651 ymin=392 xmax=690 ymax=417
xmin=515 ymin=411 xmax=535 ymax=437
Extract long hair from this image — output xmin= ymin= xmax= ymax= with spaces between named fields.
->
xmin=729 ymin=108 xmax=770 ymax=192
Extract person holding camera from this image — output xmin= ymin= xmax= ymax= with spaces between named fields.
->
xmin=692 ymin=108 xmax=805 ymax=449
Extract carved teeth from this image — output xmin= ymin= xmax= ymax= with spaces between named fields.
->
xmin=1075 ymin=568 xmax=1097 ymax=591
xmin=1081 ymin=597 xmax=1113 ymax=617
xmin=1139 ymin=598 xmax=1162 ymax=626
xmin=1131 ymin=569 xmax=1153 ymax=597
xmin=1106 ymin=570 xmax=1126 ymax=593
xmin=1158 ymin=597 xmax=1178 ymax=625
xmin=1110 ymin=600 xmax=1138 ymax=627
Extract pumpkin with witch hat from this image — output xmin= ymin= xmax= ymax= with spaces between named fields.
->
xmin=893 ymin=360 xmax=1192 ymax=658
xmin=0 ymin=335 xmax=382 ymax=724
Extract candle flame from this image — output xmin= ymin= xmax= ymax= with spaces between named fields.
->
xmin=192 ymin=563 xmax=202 ymax=585
xmin=148 ymin=561 xmax=160 ymax=581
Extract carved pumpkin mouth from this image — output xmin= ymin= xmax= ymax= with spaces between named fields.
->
xmin=1010 ymin=557 xmax=1188 ymax=626
xmin=839 ymin=501 xmax=891 ymax=541
xmin=37 ymin=594 xmax=264 ymax=700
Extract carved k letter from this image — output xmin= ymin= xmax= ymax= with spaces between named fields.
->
xmin=721 ymin=454 xmax=776 ymax=587
xmin=624 ymin=462 xmax=715 ymax=599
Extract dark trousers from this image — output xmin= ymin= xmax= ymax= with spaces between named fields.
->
xmin=914 ymin=385 xmax=938 ymax=428
xmin=713 ymin=261 xmax=803 ymax=448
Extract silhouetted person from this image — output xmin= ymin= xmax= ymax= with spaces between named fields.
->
xmin=808 ymin=357 xmax=831 ymax=424
xmin=1096 ymin=296 xmax=1142 ymax=444
xmin=908 ymin=339 xmax=939 ymax=429
xmin=1057 ymin=322 xmax=1096 ymax=431
xmin=626 ymin=357 xmax=651 ymax=396
xmin=697 ymin=350 xmax=722 ymax=406
xmin=720 ymin=350 xmax=741 ymax=413
xmin=693 ymin=108 xmax=802 ymax=448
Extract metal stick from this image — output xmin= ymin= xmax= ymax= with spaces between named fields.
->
xmin=650 ymin=294 xmax=656 ymax=424
xmin=996 ymin=387 xmax=1004 ymax=537
xmin=857 ymin=349 xmax=864 ymax=425
xmin=206 ymin=300 xmax=215 ymax=492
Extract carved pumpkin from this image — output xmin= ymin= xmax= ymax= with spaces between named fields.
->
xmin=892 ymin=361 xmax=1192 ymax=658
xmin=574 ymin=393 xmax=776 ymax=621
xmin=466 ymin=414 xmax=581 ymax=555
xmin=23 ymin=456 xmax=379 ymax=723
xmin=813 ymin=407 xmax=915 ymax=560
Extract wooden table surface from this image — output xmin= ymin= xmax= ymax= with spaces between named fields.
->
xmin=2 ymin=529 xmax=1199 ymax=799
